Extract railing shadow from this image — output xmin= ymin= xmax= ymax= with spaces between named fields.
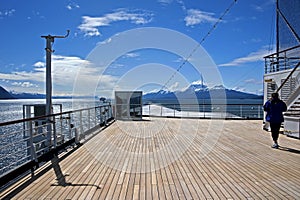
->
xmin=278 ymin=146 xmax=300 ymax=154
xmin=50 ymin=154 xmax=100 ymax=189
xmin=1 ymin=146 xmax=98 ymax=199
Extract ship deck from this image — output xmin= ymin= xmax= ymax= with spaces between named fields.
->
xmin=1 ymin=118 xmax=300 ymax=199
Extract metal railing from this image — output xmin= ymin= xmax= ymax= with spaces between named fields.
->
xmin=264 ymin=45 xmax=300 ymax=108
xmin=264 ymin=45 xmax=300 ymax=74
xmin=0 ymin=104 xmax=113 ymax=178
xmin=143 ymin=103 xmax=263 ymax=119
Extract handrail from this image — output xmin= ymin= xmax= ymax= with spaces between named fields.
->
xmin=143 ymin=103 xmax=263 ymax=119
xmin=0 ymin=104 xmax=110 ymax=127
xmin=264 ymin=44 xmax=300 ymax=74
xmin=264 ymin=45 xmax=300 ymax=59
xmin=276 ymin=61 xmax=300 ymax=93
xmin=0 ymin=104 xmax=114 ymax=182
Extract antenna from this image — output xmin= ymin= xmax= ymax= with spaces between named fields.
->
xmin=41 ymin=30 xmax=70 ymax=39
xmin=41 ymin=30 xmax=70 ymax=146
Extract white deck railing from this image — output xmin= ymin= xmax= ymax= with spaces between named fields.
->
xmin=0 ymin=104 xmax=113 ymax=178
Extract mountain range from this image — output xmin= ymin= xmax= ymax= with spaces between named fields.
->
xmin=143 ymin=81 xmax=262 ymax=104
xmin=0 ymin=86 xmax=15 ymax=99
xmin=0 ymin=86 xmax=100 ymax=100
xmin=0 ymin=86 xmax=60 ymax=99
xmin=1 ymin=82 xmax=263 ymax=101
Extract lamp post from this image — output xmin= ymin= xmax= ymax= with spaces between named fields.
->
xmin=41 ymin=30 xmax=69 ymax=146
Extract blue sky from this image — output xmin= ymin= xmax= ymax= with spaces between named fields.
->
xmin=0 ymin=0 xmax=276 ymax=98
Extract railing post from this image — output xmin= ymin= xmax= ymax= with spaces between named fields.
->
xmin=68 ymin=113 xmax=72 ymax=139
xmin=100 ymin=106 xmax=103 ymax=124
xmin=105 ymin=106 xmax=108 ymax=125
xmin=29 ymin=122 xmax=37 ymax=162
xmin=94 ymin=107 xmax=97 ymax=127
xmin=53 ymin=115 xmax=57 ymax=148
xmin=101 ymin=106 xmax=103 ymax=124
xmin=75 ymin=126 xmax=79 ymax=144
xmin=88 ymin=109 xmax=91 ymax=130
xmin=60 ymin=114 xmax=63 ymax=142
xmin=46 ymin=121 xmax=52 ymax=149
xmin=80 ymin=110 xmax=83 ymax=139
xmin=174 ymin=104 xmax=175 ymax=117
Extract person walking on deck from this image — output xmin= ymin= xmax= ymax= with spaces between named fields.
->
xmin=263 ymin=92 xmax=287 ymax=149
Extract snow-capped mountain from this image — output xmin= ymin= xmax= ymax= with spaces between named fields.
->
xmin=186 ymin=80 xmax=209 ymax=92
xmin=143 ymin=81 xmax=262 ymax=104
xmin=0 ymin=86 xmax=15 ymax=99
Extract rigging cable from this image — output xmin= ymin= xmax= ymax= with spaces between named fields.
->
xmin=268 ymin=5 xmax=275 ymax=53
xmin=159 ymin=0 xmax=238 ymax=91
xmin=228 ymin=2 xmax=276 ymax=93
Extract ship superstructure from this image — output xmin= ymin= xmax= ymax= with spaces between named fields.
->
xmin=263 ymin=0 xmax=300 ymax=138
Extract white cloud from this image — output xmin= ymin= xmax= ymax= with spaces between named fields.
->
xmin=0 ymin=55 xmax=100 ymax=95
xmin=26 ymin=10 xmax=45 ymax=20
xmin=66 ymin=2 xmax=80 ymax=10
xmin=157 ymin=0 xmax=173 ymax=5
xmin=106 ymin=63 xmax=125 ymax=69
xmin=184 ymin=9 xmax=218 ymax=26
xmin=123 ymin=52 xmax=139 ymax=58
xmin=0 ymin=54 xmax=124 ymax=96
xmin=157 ymin=0 xmax=186 ymax=11
xmin=219 ymin=48 xmax=273 ymax=67
xmin=251 ymin=0 xmax=275 ymax=12
xmin=252 ymin=5 xmax=263 ymax=12
xmin=0 ymin=9 xmax=16 ymax=17
xmin=177 ymin=0 xmax=187 ymax=11
xmin=12 ymin=81 xmax=38 ymax=88
xmin=78 ymin=9 xmax=153 ymax=37
xmin=244 ymin=79 xmax=263 ymax=85
xmin=33 ymin=61 xmax=45 ymax=68
xmin=97 ymin=38 xmax=112 ymax=45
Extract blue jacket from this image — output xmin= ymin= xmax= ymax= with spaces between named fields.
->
xmin=263 ymin=99 xmax=287 ymax=123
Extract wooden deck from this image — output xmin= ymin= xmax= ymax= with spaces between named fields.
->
xmin=1 ymin=118 xmax=300 ymax=199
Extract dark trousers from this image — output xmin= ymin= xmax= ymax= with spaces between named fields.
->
xmin=270 ymin=122 xmax=281 ymax=142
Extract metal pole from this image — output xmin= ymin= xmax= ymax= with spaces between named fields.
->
xmin=42 ymin=36 xmax=54 ymax=147
xmin=276 ymin=0 xmax=279 ymax=71
xmin=41 ymin=30 xmax=69 ymax=148
xmin=45 ymin=36 xmax=53 ymax=117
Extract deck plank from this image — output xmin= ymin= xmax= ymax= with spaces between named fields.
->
xmin=1 ymin=118 xmax=300 ymax=200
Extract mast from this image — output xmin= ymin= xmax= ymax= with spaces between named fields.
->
xmin=276 ymin=0 xmax=279 ymax=71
